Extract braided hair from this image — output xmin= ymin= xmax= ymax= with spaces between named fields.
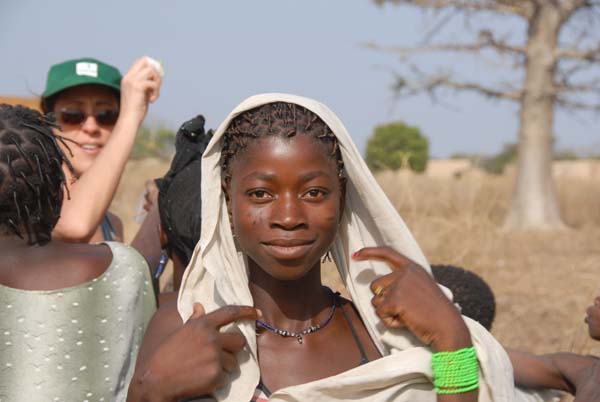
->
xmin=220 ymin=102 xmax=344 ymax=182
xmin=0 ymin=104 xmax=73 ymax=245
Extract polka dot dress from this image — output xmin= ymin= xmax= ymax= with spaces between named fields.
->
xmin=0 ymin=242 xmax=156 ymax=402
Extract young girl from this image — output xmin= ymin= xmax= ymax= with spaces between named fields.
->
xmin=0 ymin=105 xmax=155 ymax=401
xmin=129 ymin=94 xmax=523 ymax=402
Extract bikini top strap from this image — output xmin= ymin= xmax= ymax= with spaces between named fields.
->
xmin=335 ymin=292 xmax=370 ymax=365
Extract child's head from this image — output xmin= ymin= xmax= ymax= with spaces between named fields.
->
xmin=585 ymin=296 xmax=600 ymax=341
xmin=220 ymin=102 xmax=345 ymax=281
xmin=0 ymin=104 xmax=72 ymax=244
xmin=431 ymin=264 xmax=496 ymax=331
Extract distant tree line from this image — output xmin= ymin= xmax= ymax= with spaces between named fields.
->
xmin=132 ymin=126 xmax=175 ymax=159
xmin=452 ymin=143 xmax=600 ymax=175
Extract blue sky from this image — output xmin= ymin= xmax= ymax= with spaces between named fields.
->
xmin=1 ymin=0 xmax=597 ymax=157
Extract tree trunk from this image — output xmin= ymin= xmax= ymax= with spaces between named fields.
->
xmin=504 ymin=4 xmax=565 ymax=230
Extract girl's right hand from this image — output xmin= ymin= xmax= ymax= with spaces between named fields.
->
xmin=137 ymin=304 xmax=260 ymax=402
xmin=118 ymin=57 xmax=162 ymax=124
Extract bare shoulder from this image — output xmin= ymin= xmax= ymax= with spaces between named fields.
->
xmin=135 ymin=293 xmax=183 ymax=371
xmin=0 ymin=242 xmax=113 ymax=291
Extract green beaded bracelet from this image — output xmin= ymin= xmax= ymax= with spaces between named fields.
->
xmin=431 ymin=346 xmax=479 ymax=395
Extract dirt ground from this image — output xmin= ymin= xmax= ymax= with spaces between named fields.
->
xmin=114 ymin=159 xmax=600 ymax=359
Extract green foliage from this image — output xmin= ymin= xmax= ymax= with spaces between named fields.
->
xmin=554 ymin=149 xmax=579 ymax=160
xmin=365 ymin=121 xmax=429 ymax=172
xmin=481 ymin=143 xmax=517 ymax=175
xmin=132 ymin=126 xmax=175 ymax=159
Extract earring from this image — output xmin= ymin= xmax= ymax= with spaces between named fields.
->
xmin=322 ymin=249 xmax=332 ymax=263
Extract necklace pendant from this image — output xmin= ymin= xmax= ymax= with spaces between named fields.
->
xmin=296 ymin=334 xmax=303 ymax=344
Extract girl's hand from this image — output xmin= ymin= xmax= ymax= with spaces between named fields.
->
xmin=136 ymin=303 xmax=260 ymax=402
xmin=353 ymin=247 xmax=471 ymax=352
xmin=119 ymin=57 xmax=162 ymax=124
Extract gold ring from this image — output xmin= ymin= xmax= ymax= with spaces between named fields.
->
xmin=374 ymin=286 xmax=385 ymax=297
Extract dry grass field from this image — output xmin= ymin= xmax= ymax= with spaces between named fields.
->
xmin=114 ymin=159 xmax=600 ymax=359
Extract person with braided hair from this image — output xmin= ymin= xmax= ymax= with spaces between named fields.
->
xmin=41 ymin=56 xmax=162 ymax=243
xmin=127 ymin=94 xmax=539 ymax=402
xmin=0 ymin=104 xmax=155 ymax=401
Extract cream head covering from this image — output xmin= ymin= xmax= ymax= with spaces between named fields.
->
xmin=178 ymin=93 xmax=536 ymax=402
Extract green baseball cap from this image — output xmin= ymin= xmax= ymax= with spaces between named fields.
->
xmin=42 ymin=57 xmax=122 ymax=99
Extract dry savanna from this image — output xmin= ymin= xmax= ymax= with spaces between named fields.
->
xmin=114 ymin=158 xmax=600 ymax=358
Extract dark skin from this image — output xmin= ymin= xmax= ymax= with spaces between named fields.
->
xmin=228 ymin=136 xmax=381 ymax=390
xmin=128 ymin=134 xmax=476 ymax=401
xmin=0 ymin=234 xmax=112 ymax=291
xmin=131 ymin=204 xmax=163 ymax=279
xmin=131 ymin=202 xmax=188 ymax=299
xmin=508 ymin=296 xmax=600 ymax=402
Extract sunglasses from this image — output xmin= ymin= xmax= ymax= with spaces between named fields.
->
xmin=55 ymin=108 xmax=119 ymax=126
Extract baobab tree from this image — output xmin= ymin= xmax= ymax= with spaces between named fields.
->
xmin=370 ymin=0 xmax=600 ymax=229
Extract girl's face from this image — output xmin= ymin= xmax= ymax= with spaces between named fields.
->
xmin=226 ymin=134 xmax=343 ymax=281
xmin=52 ymin=84 xmax=119 ymax=176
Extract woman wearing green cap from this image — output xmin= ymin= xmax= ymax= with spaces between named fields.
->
xmin=41 ymin=56 xmax=162 ymax=243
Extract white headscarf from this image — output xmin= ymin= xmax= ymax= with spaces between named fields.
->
xmin=178 ymin=93 xmax=534 ymax=402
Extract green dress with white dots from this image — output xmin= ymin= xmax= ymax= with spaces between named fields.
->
xmin=0 ymin=242 xmax=156 ymax=402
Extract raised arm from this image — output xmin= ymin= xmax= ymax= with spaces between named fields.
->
xmin=53 ymin=57 xmax=162 ymax=242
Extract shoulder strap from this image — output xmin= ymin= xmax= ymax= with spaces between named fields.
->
xmin=336 ymin=293 xmax=370 ymax=365
xmin=100 ymin=214 xmax=115 ymax=241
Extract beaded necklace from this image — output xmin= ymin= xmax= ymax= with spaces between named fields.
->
xmin=255 ymin=291 xmax=338 ymax=344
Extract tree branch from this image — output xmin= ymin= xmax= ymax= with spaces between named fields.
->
xmin=373 ymin=0 xmax=533 ymax=17
xmin=554 ymin=77 xmax=600 ymax=93
xmin=393 ymin=70 xmax=523 ymax=101
xmin=364 ymin=29 xmax=526 ymax=57
xmin=556 ymin=44 xmax=600 ymax=62
xmin=555 ymin=96 xmax=600 ymax=111
xmin=560 ymin=0 xmax=599 ymax=17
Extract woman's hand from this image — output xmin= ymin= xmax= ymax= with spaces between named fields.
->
xmin=132 ymin=303 xmax=260 ymax=402
xmin=353 ymin=247 xmax=472 ymax=352
xmin=119 ymin=57 xmax=162 ymax=124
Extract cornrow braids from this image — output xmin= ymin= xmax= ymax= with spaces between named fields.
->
xmin=220 ymin=102 xmax=345 ymax=182
xmin=0 ymin=104 xmax=73 ymax=245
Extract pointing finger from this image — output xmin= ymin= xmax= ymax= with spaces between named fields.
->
xmin=205 ymin=305 xmax=260 ymax=329
xmin=352 ymin=247 xmax=412 ymax=270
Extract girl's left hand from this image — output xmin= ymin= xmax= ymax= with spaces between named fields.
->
xmin=353 ymin=247 xmax=471 ymax=352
